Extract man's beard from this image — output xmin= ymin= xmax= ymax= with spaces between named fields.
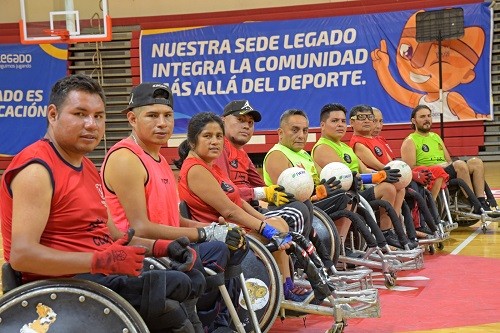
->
xmin=417 ymin=123 xmax=431 ymax=133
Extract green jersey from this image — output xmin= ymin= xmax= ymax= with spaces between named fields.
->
xmin=407 ymin=132 xmax=447 ymax=166
xmin=312 ymin=137 xmax=360 ymax=172
xmin=263 ymin=143 xmax=320 ymax=186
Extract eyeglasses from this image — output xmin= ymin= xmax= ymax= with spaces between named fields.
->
xmin=350 ymin=114 xmax=375 ymax=121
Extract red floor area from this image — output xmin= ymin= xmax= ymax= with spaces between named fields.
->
xmin=270 ymin=254 xmax=500 ymax=332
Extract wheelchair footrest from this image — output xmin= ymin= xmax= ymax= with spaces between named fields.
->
xmin=328 ymin=269 xmax=374 ymax=291
xmin=380 ymin=249 xmax=424 ymax=270
xmin=279 ymin=288 xmax=380 ymax=319
xmin=443 ymin=221 xmax=459 ymax=231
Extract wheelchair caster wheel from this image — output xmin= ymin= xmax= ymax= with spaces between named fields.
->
xmin=384 ymin=273 xmax=397 ymax=289
xmin=327 ymin=321 xmax=345 ymax=333
xmin=428 ymin=245 xmax=435 ymax=255
xmin=482 ymin=225 xmax=487 ymax=234
xmin=437 ymin=242 xmax=444 ymax=250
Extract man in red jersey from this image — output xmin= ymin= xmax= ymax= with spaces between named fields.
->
xmin=0 ymin=74 xmax=200 ymax=332
xmin=101 ymin=83 xmax=247 ymax=332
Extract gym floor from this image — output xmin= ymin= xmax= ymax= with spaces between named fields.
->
xmin=269 ymin=161 xmax=500 ymax=333
xmin=1 ymin=162 xmax=499 ymax=332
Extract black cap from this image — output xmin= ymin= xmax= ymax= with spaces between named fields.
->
xmin=222 ymin=100 xmax=262 ymax=122
xmin=121 ymin=82 xmax=173 ymax=114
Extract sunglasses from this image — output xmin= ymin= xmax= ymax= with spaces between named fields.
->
xmin=350 ymin=114 xmax=375 ymax=121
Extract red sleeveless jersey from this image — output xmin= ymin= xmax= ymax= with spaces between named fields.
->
xmin=349 ymin=134 xmax=394 ymax=168
xmin=178 ymin=157 xmax=242 ymax=223
xmin=101 ymin=138 xmax=180 ymax=231
xmin=1 ymin=139 xmax=110 ymax=281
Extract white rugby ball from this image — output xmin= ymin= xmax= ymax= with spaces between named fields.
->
xmin=277 ymin=167 xmax=314 ymax=202
xmin=320 ymin=162 xmax=353 ymax=191
xmin=385 ymin=160 xmax=412 ymax=190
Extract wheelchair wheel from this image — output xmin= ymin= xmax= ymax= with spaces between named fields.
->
xmin=235 ymin=235 xmax=282 ymax=333
xmin=0 ymin=279 xmax=149 ymax=332
xmin=312 ymin=206 xmax=341 ymax=265
xmin=438 ymin=187 xmax=479 ymax=227
xmin=345 ymin=223 xmax=367 ymax=252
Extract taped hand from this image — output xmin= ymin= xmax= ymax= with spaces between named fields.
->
xmin=371 ymin=166 xmax=401 ymax=183
xmin=260 ymin=223 xmax=293 ymax=249
xmin=91 ymin=229 xmax=145 ymax=276
xmin=197 ymin=222 xmax=246 ymax=251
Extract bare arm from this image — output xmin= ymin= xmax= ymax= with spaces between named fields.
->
xmin=353 ymin=142 xmax=386 ymax=170
xmin=187 ymin=164 xmax=264 ymax=230
xmin=400 ymin=137 xmax=417 ymax=168
xmin=311 ymin=143 xmax=343 ymax=175
xmin=9 ymin=164 xmax=93 ymax=275
xmin=103 ymin=148 xmax=199 ymax=242
xmin=264 ymin=150 xmax=293 ymax=185
xmin=442 ymin=142 xmax=453 ymax=163
xmin=357 ymin=158 xmax=372 ymax=174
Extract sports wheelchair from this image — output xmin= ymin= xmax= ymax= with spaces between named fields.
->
xmin=438 ymin=179 xmax=500 ymax=234
xmin=179 ymin=202 xmax=381 ymax=333
xmin=0 ymin=263 xmax=150 ymax=332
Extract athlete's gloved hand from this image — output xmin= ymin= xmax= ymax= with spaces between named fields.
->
xmin=91 ymin=229 xmax=145 ymax=276
xmin=263 ymin=185 xmax=295 ymax=206
xmin=197 ymin=222 xmax=246 ymax=251
xmin=412 ymin=168 xmax=433 ymax=186
xmin=152 ymin=236 xmax=197 ymax=272
xmin=350 ymin=171 xmax=363 ymax=192
xmin=260 ymin=223 xmax=293 ymax=248
xmin=372 ymin=166 xmax=401 ymax=183
xmin=314 ymin=177 xmax=342 ymax=200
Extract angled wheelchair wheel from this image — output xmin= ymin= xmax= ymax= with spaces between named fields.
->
xmin=234 ymin=235 xmax=282 ymax=333
xmin=312 ymin=206 xmax=341 ymax=265
xmin=438 ymin=186 xmax=479 ymax=227
xmin=0 ymin=279 xmax=149 ymax=333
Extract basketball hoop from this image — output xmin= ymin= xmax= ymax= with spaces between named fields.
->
xmin=43 ymin=29 xmax=71 ymax=41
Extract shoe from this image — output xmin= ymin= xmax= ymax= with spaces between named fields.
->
xmin=416 ymin=225 xmax=433 ymax=235
xmin=406 ymin=239 xmax=419 ymax=250
xmin=285 ymin=287 xmax=313 ymax=302
xmin=383 ymin=230 xmax=403 ymax=249
xmin=479 ymin=198 xmax=491 ymax=211
xmin=415 ymin=230 xmax=431 ymax=239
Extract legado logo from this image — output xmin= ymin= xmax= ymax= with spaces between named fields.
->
xmin=0 ymin=53 xmax=32 ymax=63
xmin=0 ymin=53 xmax=33 ymax=70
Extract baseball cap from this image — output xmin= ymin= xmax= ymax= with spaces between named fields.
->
xmin=121 ymin=82 xmax=173 ymax=114
xmin=222 ymin=100 xmax=262 ymax=122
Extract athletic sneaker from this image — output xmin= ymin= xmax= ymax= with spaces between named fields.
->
xmin=284 ymin=287 xmax=313 ymax=303
xmin=382 ymin=229 xmax=403 ymax=249
xmin=416 ymin=225 xmax=433 ymax=235
xmin=479 ymin=198 xmax=491 ymax=211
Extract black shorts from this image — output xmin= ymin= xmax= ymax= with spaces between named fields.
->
xmin=444 ymin=163 xmax=457 ymax=180
xmin=360 ymin=186 xmax=376 ymax=201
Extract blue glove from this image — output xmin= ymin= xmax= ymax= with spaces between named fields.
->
xmin=261 ymin=224 xmax=292 ymax=247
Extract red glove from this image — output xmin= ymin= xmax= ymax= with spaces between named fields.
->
xmin=91 ymin=230 xmax=145 ymax=276
xmin=412 ymin=168 xmax=433 ymax=186
xmin=153 ymin=236 xmax=197 ymax=272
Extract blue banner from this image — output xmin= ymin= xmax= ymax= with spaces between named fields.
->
xmin=140 ymin=3 xmax=492 ymax=133
xmin=0 ymin=44 xmax=67 ymax=156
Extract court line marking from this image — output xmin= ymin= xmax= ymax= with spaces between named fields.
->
xmin=450 ymin=221 xmax=491 ymax=255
